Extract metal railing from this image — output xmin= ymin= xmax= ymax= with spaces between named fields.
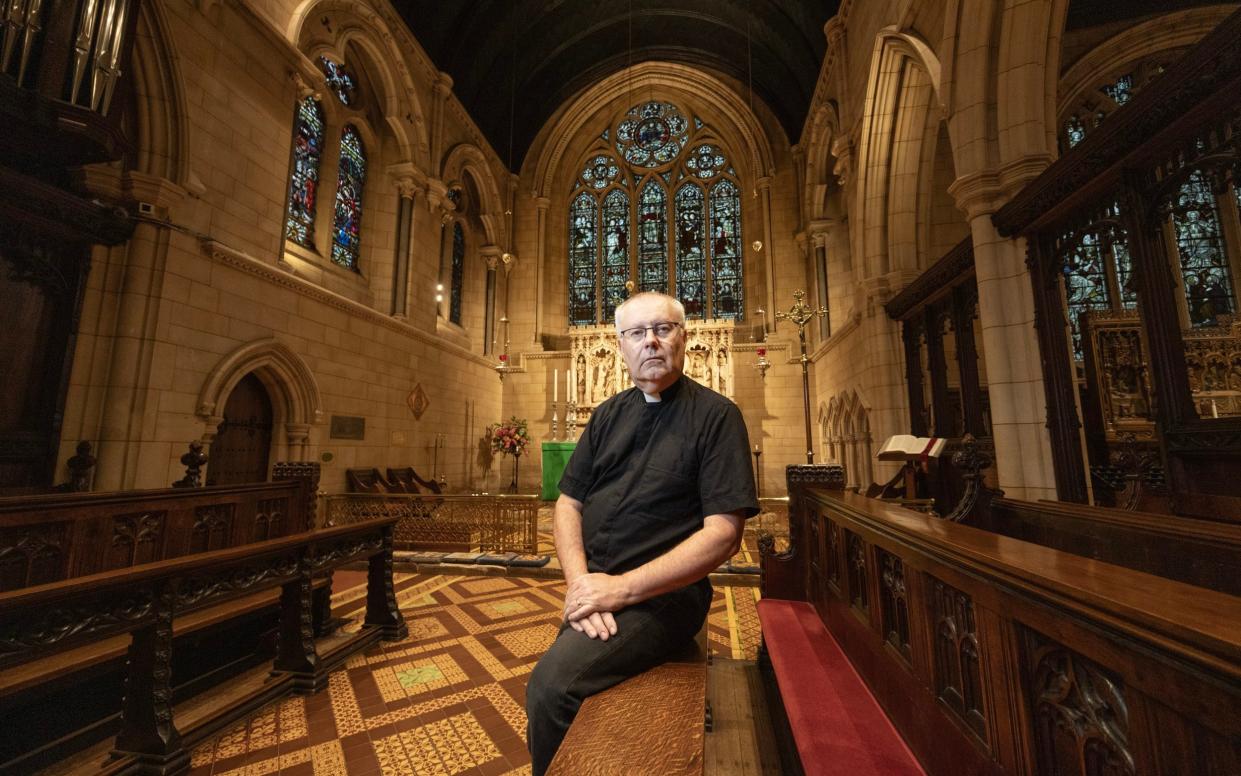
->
xmin=324 ymin=493 xmax=540 ymax=555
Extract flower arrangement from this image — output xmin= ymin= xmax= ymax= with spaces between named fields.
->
xmin=490 ymin=416 xmax=531 ymax=458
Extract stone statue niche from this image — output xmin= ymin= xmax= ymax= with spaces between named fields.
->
xmin=569 ymin=320 xmax=736 ymax=419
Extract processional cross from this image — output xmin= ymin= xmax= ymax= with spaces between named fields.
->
xmin=774 ymin=290 xmax=828 ymax=464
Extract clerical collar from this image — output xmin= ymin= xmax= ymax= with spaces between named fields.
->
xmin=642 ymin=391 xmax=661 ymax=403
xmin=638 ymin=375 xmax=685 ymax=403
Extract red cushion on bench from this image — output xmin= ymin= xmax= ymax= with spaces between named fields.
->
xmin=757 ymin=599 xmax=925 ymax=776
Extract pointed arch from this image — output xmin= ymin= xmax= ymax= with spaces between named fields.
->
xmin=197 ymin=338 xmax=323 ymax=462
xmin=129 ymin=1 xmax=190 ymax=185
xmin=442 ymin=143 xmax=505 ymax=246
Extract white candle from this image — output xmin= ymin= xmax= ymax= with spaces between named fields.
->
xmin=1212 ymin=399 xmax=1219 ymax=418
xmin=553 ymin=368 xmax=558 ymax=402
xmin=569 ymin=366 xmax=576 ymax=402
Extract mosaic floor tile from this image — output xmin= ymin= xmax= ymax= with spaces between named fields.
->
xmin=183 ymin=570 xmax=759 ymax=774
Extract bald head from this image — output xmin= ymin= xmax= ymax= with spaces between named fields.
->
xmin=614 ymin=292 xmax=685 ymax=330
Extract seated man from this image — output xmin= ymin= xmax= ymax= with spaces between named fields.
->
xmin=525 ymin=291 xmax=759 ymax=774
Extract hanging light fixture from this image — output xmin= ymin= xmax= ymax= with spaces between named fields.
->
xmin=746 ymin=6 xmax=763 ymax=253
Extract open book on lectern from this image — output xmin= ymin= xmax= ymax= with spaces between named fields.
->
xmin=875 ymin=435 xmax=947 ymax=461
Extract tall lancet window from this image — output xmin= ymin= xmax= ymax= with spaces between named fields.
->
xmin=450 ymin=221 xmax=466 ymax=325
xmin=332 ymin=125 xmax=366 ymax=270
xmin=566 ymin=102 xmax=745 ymax=326
xmin=285 ymin=96 xmax=324 ymax=248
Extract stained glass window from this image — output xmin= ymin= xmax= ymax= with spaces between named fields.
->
xmin=687 ymin=144 xmax=726 ymax=179
xmin=1102 ymin=74 xmax=1134 ymax=106
xmin=318 ymin=56 xmax=357 ymax=105
xmin=285 ymin=96 xmax=324 ymax=248
xmin=1062 ymin=232 xmax=1112 ymax=357
xmin=450 ymin=222 xmax=465 ymax=325
xmin=637 ymin=180 xmax=668 ymax=293
xmin=1173 ymin=170 xmax=1235 ymax=326
xmin=675 ymin=184 xmax=707 ymax=319
xmin=568 ymin=105 xmax=744 ymax=326
xmin=615 ymin=101 xmax=689 ymax=168
xmin=1064 ymin=116 xmax=1087 ymax=149
xmin=709 ymin=179 xmax=743 ymax=319
xmin=601 ymin=189 xmax=630 ymax=323
xmin=331 ymin=125 xmax=366 ymax=270
xmin=569 ymin=192 xmax=598 ymax=325
xmin=582 ymin=155 xmax=620 ymax=190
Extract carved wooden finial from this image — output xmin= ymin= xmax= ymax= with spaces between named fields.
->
xmin=173 ymin=440 xmax=209 ymax=488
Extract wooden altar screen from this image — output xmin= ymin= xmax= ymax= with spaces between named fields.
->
xmin=993 ymin=8 xmax=1241 ymax=518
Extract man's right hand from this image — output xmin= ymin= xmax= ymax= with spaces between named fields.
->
xmin=567 ymin=609 xmax=618 ymax=641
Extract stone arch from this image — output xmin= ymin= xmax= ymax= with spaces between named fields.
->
xmin=287 ymin=0 xmax=431 ymax=164
xmin=196 ymin=338 xmax=323 ymax=462
xmin=854 ymin=28 xmax=946 ymax=278
xmin=129 ymin=1 xmax=190 ymax=185
xmin=443 ymin=143 xmax=505 ymax=246
xmin=528 ymin=60 xmax=776 ymax=198
xmin=803 ymin=100 xmax=842 ymax=223
xmin=1056 ymin=7 xmax=1233 ymax=120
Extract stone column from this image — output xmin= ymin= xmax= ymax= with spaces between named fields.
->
xmin=533 ymin=196 xmax=550 ymax=344
xmin=807 ymin=220 xmax=832 ymax=340
xmin=757 ymin=176 xmax=776 ymax=333
xmin=950 ymin=173 xmax=1057 ymax=501
xmin=430 ymin=73 xmax=453 ymax=168
xmin=391 ymin=178 xmax=419 ymax=319
xmin=481 ymin=244 xmax=502 ymax=354
xmin=91 ymin=172 xmax=186 ymax=490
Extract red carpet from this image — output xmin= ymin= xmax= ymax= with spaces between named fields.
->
xmin=758 ymin=599 xmax=925 ymax=775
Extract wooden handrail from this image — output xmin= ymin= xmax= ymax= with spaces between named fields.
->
xmin=0 ymin=516 xmax=406 ymax=774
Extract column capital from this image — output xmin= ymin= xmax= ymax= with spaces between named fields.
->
xmin=807 ymin=218 xmax=837 ymax=246
xmin=434 ymin=71 xmax=454 ymax=96
xmin=755 ymin=176 xmax=774 ymax=192
xmin=480 ymin=243 xmax=502 ymax=271
xmin=534 ymin=196 xmax=551 ymax=212
xmin=824 ymin=14 xmax=846 ymax=47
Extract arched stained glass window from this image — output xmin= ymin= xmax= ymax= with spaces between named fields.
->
xmin=318 ymin=56 xmax=357 ymax=106
xmin=1173 ymin=170 xmax=1235 ymax=326
xmin=285 ymin=96 xmax=324 ymax=248
xmin=450 ymin=222 xmax=465 ymax=325
xmin=331 ymin=125 xmax=366 ymax=270
xmin=1056 ymin=205 xmax=1135 ymax=360
xmin=675 ymin=184 xmax=707 ymax=319
xmin=709 ymin=179 xmax=743 ymax=319
xmin=566 ymin=104 xmax=743 ymax=326
xmin=1063 ymin=232 xmax=1113 ymax=355
xmin=637 ymin=180 xmax=667 ymax=293
xmin=601 ymin=189 xmax=630 ymax=323
xmin=569 ymin=192 xmax=598 ymax=326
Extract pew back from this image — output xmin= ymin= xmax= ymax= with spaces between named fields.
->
xmin=763 ymin=476 xmax=1241 ymax=776
xmin=0 ymin=476 xmax=314 ymax=591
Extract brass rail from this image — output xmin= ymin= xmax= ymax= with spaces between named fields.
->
xmin=325 ymin=493 xmax=541 ymax=554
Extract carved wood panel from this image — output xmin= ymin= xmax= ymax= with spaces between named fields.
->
xmin=876 ymin=548 xmax=911 ymax=663
xmin=1022 ymin=627 xmax=1135 ymax=776
xmin=255 ymin=498 xmax=287 ymax=542
xmin=190 ymin=504 xmax=234 ymax=554
xmin=108 ymin=512 xmax=166 ymax=571
xmin=0 ymin=523 xmax=67 ymax=591
xmin=931 ymin=576 xmax=987 ymax=741
xmin=845 ymin=530 xmax=868 ymax=615
xmin=825 ymin=517 xmax=840 ymax=593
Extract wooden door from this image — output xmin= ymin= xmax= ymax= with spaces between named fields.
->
xmin=207 ymin=373 xmax=273 ymax=485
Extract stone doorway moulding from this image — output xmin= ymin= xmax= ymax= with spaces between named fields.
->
xmin=196 ymin=337 xmax=323 ymax=465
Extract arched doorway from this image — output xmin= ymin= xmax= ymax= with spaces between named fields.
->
xmin=207 ymin=373 xmax=273 ymax=485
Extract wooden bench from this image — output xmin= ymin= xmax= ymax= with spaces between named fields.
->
xmin=0 ymin=516 xmax=407 ymax=775
xmin=761 ymin=464 xmax=1241 ymax=776
xmin=547 ymin=628 xmax=710 ymax=775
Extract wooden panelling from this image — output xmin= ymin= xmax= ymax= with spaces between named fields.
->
xmin=762 ymin=483 xmax=1241 ymax=776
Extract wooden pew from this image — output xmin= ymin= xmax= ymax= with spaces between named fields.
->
xmin=547 ymin=628 xmax=710 ymax=775
xmin=0 ymin=516 xmax=407 ymax=775
xmin=976 ymin=497 xmax=1241 ymax=595
xmin=0 ymin=462 xmax=318 ymax=590
xmin=387 ymin=466 xmax=443 ymax=494
xmin=760 ymin=464 xmax=1241 ymax=775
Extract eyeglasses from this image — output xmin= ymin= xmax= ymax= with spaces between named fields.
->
xmin=618 ymin=321 xmax=683 ymax=344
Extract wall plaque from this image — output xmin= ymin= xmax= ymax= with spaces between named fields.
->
xmin=330 ymin=415 xmax=365 ymax=440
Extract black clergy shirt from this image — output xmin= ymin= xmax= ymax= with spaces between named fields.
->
xmin=558 ymin=375 xmax=759 ymax=578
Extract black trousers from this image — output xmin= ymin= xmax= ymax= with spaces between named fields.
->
xmin=525 ymin=582 xmax=711 ymax=776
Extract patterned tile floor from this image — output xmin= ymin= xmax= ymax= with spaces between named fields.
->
xmin=185 ymin=569 xmax=762 ymax=776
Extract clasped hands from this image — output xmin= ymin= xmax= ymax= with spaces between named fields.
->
xmin=563 ymin=572 xmax=630 ymax=641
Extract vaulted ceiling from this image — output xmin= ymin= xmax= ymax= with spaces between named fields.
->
xmin=390 ymin=1 xmax=839 ymax=170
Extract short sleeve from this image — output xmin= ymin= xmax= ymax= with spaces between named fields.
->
xmin=698 ymin=402 xmax=760 ymax=519
xmin=558 ymin=411 xmax=597 ymax=502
